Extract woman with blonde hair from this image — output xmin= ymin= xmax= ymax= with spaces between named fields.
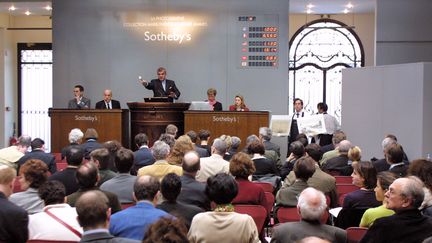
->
xmin=167 ymin=135 xmax=194 ymax=165
xmin=348 ymin=146 xmax=362 ymax=166
xmin=229 ymin=95 xmax=249 ymax=111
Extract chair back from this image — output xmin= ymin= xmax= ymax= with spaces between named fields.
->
xmin=346 ymin=227 xmax=368 ymax=243
xmin=336 ymin=184 xmax=359 ymax=206
xmin=234 ymin=205 xmax=267 ymax=233
xmin=264 ymin=192 xmax=275 ymax=216
xmin=121 ymin=203 xmax=135 ymax=210
xmin=253 ymin=182 xmax=274 ymax=193
xmin=57 ymin=162 xmax=68 ymax=171
xmin=335 ymin=176 xmax=353 ymax=184
xmin=276 ymin=207 xmax=300 ymax=223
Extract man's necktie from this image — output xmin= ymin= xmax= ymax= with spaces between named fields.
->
xmin=107 ymin=103 xmax=110 ymax=109
xmin=296 ymin=113 xmax=299 ymax=118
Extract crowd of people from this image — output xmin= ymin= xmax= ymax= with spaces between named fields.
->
xmin=1 ymin=103 xmax=432 ymax=242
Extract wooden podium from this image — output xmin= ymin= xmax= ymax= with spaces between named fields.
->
xmin=127 ymin=102 xmax=190 ymax=149
xmin=48 ymin=109 xmax=130 ymax=152
xmin=184 ymin=111 xmax=270 ymax=148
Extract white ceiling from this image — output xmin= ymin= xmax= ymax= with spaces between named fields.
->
xmin=290 ymin=0 xmax=376 ymax=14
xmin=0 ymin=0 xmax=375 ymax=16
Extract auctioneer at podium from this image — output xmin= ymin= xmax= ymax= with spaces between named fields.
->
xmin=139 ymin=67 xmax=181 ymax=102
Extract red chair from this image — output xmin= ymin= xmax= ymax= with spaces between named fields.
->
xmin=52 ymin=152 xmax=62 ymax=162
xmin=57 ymin=162 xmax=68 ymax=171
xmin=264 ymin=192 xmax=275 ymax=216
xmin=346 ymin=227 xmax=368 ymax=243
xmin=276 ymin=207 xmax=300 ymax=223
xmin=234 ymin=205 xmax=267 ymax=233
xmin=13 ymin=176 xmax=23 ymax=193
xmin=277 ymin=207 xmax=329 ymax=224
xmin=254 ymin=182 xmax=274 ymax=193
xmin=335 ymin=176 xmax=353 ymax=184
xmin=27 ymin=240 xmax=78 ymax=243
xmin=121 ymin=203 xmax=136 ymax=210
xmin=336 ymin=184 xmax=359 ymax=206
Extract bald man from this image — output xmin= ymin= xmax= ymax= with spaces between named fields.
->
xmin=177 ymin=151 xmax=211 ymax=211
xmin=272 ymin=187 xmax=346 ymax=243
xmin=0 ymin=166 xmax=29 ymax=243
xmin=95 ymin=89 xmax=121 ymax=109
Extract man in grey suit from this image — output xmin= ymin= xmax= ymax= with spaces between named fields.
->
xmin=76 ymin=190 xmax=139 ymax=243
xmin=68 ymin=85 xmax=91 ymax=109
xmin=100 ymin=148 xmax=137 ymax=203
xmin=271 ymin=187 xmax=346 ymax=243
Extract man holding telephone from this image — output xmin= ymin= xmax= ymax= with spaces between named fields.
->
xmin=139 ymin=67 xmax=181 ymax=101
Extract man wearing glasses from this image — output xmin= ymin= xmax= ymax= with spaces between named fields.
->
xmin=68 ymin=85 xmax=91 ymax=109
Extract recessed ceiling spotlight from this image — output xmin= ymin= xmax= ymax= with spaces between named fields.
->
xmin=25 ymin=10 xmax=31 ymax=16
xmin=8 ymin=6 xmax=16 ymax=11
xmin=306 ymin=9 xmax=313 ymax=14
xmin=306 ymin=4 xmax=314 ymax=9
xmin=343 ymin=8 xmax=350 ymax=14
xmin=346 ymin=3 xmax=354 ymax=8
xmin=45 ymin=5 xmax=52 ymax=11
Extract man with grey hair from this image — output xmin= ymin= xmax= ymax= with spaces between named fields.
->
xmin=196 ymin=138 xmax=229 ymax=182
xmin=360 ymin=177 xmax=432 ymax=243
xmin=320 ymin=130 xmax=346 ymax=164
xmin=224 ymin=136 xmax=241 ymax=161
xmin=165 ymin=124 xmax=178 ymax=138
xmin=321 ymin=140 xmax=353 ymax=175
xmin=373 ymin=135 xmax=409 ymax=173
xmin=259 ymin=127 xmax=280 ymax=157
xmin=137 ymin=141 xmax=182 ymax=179
xmin=272 ymin=187 xmax=346 ymax=243
xmin=0 ymin=135 xmax=31 ymax=169
xmin=61 ymin=128 xmax=84 ymax=160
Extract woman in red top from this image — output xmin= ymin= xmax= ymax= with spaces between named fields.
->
xmin=229 ymin=95 xmax=250 ymax=111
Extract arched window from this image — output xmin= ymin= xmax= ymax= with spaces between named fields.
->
xmin=289 ymin=19 xmax=364 ymax=122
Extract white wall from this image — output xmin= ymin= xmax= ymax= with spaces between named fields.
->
xmin=0 ymin=15 xmax=51 ymax=147
xmin=342 ymin=62 xmax=432 ymax=160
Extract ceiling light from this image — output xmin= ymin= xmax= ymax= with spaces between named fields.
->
xmin=45 ymin=5 xmax=52 ymax=11
xmin=343 ymin=9 xmax=350 ymax=14
xmin=8 ymin=6 xmax=16 ymax=11
xmin=346 ymin=3 xmax=354 ymax=9
xmin=306 ymin=4 xmax=314 ymax=9
xmin=306 ymin=9 xmax=313 ymax=14
xmin=25 ymin=10 xmax=31 ymax=16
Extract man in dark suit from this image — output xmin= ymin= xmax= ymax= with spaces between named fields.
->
xmin=386 ymin=143 xmax=408 ymax=177
xmin=95 ymin=89 xmax=121 ymax=109
xmin=68 ymin=84 xmax=91 ymax=109
xmin=76 ymin=190 xmax=139 ymax=243
xmin=0 ymin=166 xmax=29 ymax=243
xmin=177 ymin=151 xmax=211 ymax=211
xmin=186 ymin=130 xmax=209 ymax=158
xmin=18 ymin=138 xmax=56 ymax=174
xmin=321 ymin=140 xmax=353 ymax=176
xmin=131 ymin=133 xmax=155 ymax=175
xmin=259 ymin=127 xmax=281 ymax=158
xmin=139 ymin=67 xmax=181 ymax=101
xmin=49 ymin=145 xmax=83 ymax=195
xmin=272 ymin=187 xmax=346 ymax=243
xmin=360 ymin=177 xmax=432 ymax=243
xmin=81 ymin=128 xmax=103 ymax=160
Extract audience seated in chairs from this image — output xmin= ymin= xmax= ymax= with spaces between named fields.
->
xmin=188 ymin=173 xmax=260 ymax=243
xmin=131 ymin=133 xmax=155 ymax=175
xmin=283 ymin=143 xmax=338 ymax=208
xmin=61 ymin=128 xmax=83 ymax=160
xmin=272 ymin=187 xmax=346 ymax=243
xmin=276 ymin=156 xmax=316 ymax=208
xmin=359 ymin=171 xmax=397 ymax=228
xmin=76 ymin=190 xmax=139 ymax=243
xmin=280 ymin=141 xmax=305 ymax=180
xmin=186 ymin=130 xmax=209 ymax=158
xmin=80 ymin=128 xmax=103 ymax=160
xmin=195 ymin=138 xmax=229 ymax=183
xmin=156 ymin=173 xmax=203 ymax=229
xmin=335 ymin=161 xmax=380 ymax=229
xmin=10 ymin=159 xmax=48 ymax=214
xmin=18 ymin=138 xmax=56 ymax=175
xmin=321 ymin=140 xmax=353 ymax=176
xmin=90 ymin=148 xmax=116 ymax=186
xmin=248 ymin=140 xmax=279 ymax=180
xmin=167 ymin=135 xmax=194 ymax=166
xmin=102 ymin=140 xmax=123 ymax=172
xmin=360 ymin=177 xmax=432 ymax=243
xmin=28 ymin=181 xmax=82 ymax=241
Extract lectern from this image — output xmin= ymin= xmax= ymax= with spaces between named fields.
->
xmin=48 ymin=109 xmax=130 ymax=152
xmin=127 ymin=102 xmax=190 ymax=149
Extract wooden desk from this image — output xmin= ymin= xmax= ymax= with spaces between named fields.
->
xmin=184 ymin=111 xmax=270 ymax=147
xmin=127 ymin=102 xmax=190 ymax=148
xmin=49 ymin=109 xmax=130 ymax=152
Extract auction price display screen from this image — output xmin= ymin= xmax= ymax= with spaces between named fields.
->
xmin=237 ymin=15 xmax=279 ymax=69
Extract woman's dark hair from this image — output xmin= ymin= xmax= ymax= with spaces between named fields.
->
xmin=205 ymin=173 xmax=238 ymax=205
xmin=409 ymin=159 xmax=432 ymax=192
xmin=246 ymin=140 xmax=265 ymax=155
xmin=353 ymin=161 xmax=377 ymax=189
xmin=143 ymin=217 xmax=188 ymax=243
xmin=377 ymin=171 xmax=398 ymax=191
xmin=19 ymin=159 xmax=49 ymax=189
xmin=38 ymin=180 xmax=66 ymax=205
